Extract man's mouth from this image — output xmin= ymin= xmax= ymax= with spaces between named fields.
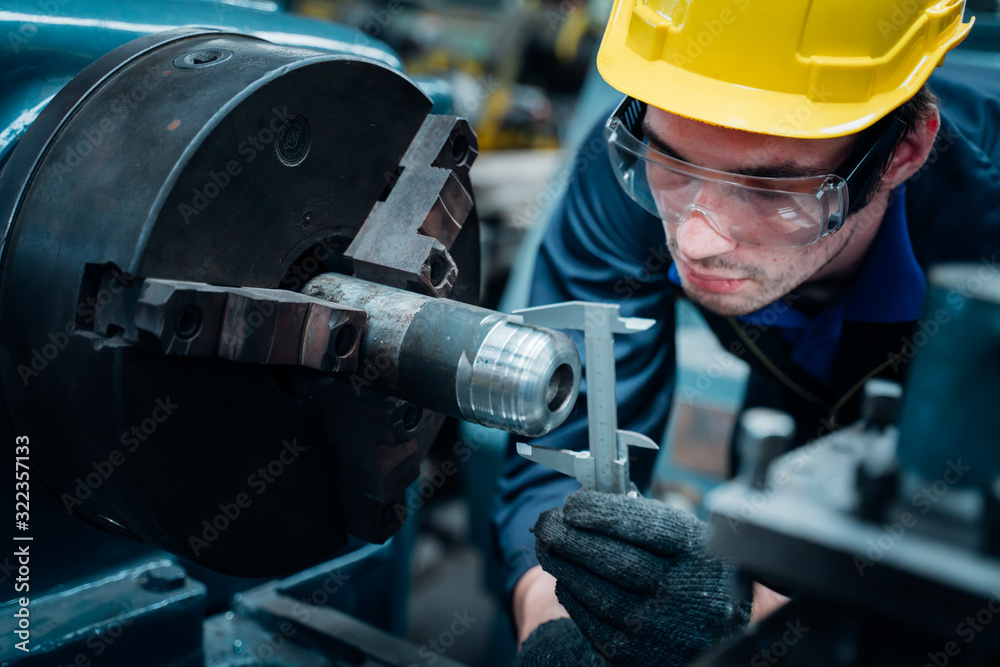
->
xmin=679 ymin=262 xmax=748 ymax=294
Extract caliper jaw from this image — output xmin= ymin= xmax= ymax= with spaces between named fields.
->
xmin=512 ymin=301 xmax=659 ymax=494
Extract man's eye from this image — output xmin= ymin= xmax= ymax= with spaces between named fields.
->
xmin=744 ymin=190 xmax=796 ymax=214
xmin=750 ymin=190 xmax=785 ymax=202
xmin=649 ymin=170 xmax=695 ymax=190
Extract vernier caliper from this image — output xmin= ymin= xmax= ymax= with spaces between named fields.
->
xmin=511 ymin=302 xmax=658 ymax=494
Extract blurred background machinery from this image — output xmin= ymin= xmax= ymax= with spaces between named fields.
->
xmin=700 ymin=264 xmax=1000 ymax=666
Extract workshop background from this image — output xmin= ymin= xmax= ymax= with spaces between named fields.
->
xmin=292 ymin=0 xmax=1000 ymax=663
xmin=1 ymin=0 xmax=999 ymax=665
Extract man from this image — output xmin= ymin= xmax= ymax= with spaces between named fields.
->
xmin=491 ymin=0 xmax=1000 ymax=664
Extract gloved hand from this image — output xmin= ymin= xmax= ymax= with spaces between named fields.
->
xmin=533 ymin=489 xmax=752 ymax=667
xmin=514 ymin=618 xmax=604 ymax=667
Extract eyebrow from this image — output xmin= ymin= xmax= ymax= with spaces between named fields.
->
xmin=640 ymin=118 xmax=831 ymax=179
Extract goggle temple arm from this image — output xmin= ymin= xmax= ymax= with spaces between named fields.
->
xmin=613 ymin=96 xmax=648 ymax=140
xmin=836 ymin=116 xmax=906 ymax=222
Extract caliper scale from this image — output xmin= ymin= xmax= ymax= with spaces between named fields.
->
xmin=513 ymin=301 xmax=659 ymax=493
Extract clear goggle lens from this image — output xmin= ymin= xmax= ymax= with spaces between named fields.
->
xmin=604 ymin=102 xmax=849 ymax=248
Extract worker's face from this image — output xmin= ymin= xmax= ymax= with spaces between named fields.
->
xmin=644 ymin=107 xmax=865 ymax=316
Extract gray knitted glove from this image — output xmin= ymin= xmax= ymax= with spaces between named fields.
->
xmin=514 ymin=618 xmax=604 ymax=667
xmin=533 ymin=489 xmax=751 ymax=667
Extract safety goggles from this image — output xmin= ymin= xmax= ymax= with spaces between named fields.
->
xmin=604 ymin=97 xmax=905 ymax=248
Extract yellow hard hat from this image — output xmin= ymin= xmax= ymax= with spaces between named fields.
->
xmin=597 ymin=0 xmax=974 ymax=138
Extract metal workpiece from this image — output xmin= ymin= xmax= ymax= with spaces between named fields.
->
xmin=513 ymin=301 xmax=659 ymax=493
xmin=457 ymin=316 xmax=580 ymax=436
xmin=735 ymin=408 xmax=796 ymax=490
xmin=303 ymin=273 xmax=581 ymax=436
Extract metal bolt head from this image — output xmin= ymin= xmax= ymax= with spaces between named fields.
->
xmin=737 ymin=408 xmax=796 ymax=489
xmin=389 ymin=398 xmax=423 ymax=434
xmin=173 ymin=304 xmax=202 ymax=340
xmin=173 ymin=48 xmax=233 ymax=69
xmin=140 ymin=564 xmax=186 ymax=593
xmin=862 ymin=379 xmax=903 ymax=430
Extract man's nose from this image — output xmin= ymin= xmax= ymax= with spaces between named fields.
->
xmin=672 ymin=206 xmax=738 ymax=260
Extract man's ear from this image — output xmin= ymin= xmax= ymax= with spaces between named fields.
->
xmin=882 ymin=106 xmax=940 ymax=189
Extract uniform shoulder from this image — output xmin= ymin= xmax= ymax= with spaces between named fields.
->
xmin=907 ymin=64 xmax=1000 ymax=265
xmin=928 ymin=64 xmax=1000 ymax=165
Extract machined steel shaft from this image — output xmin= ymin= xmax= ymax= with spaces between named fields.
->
xmin=304 ymin=273 xmax=581 ymax=436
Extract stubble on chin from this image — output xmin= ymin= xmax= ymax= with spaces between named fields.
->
xmin=668 ymin=226 xmax=855 ymax=318
xmin=680 ymin=282 xmax=774 ymax=317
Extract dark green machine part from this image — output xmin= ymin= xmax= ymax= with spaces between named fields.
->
xmin=0 ymin=0 xmax=453 ymax=167
xmin=0 ymin=8 xmax=484 ymax=663
xmin=0 ymin=20 xmax=481 ymax=577
xmin=897 ymin=263 xmax=1000 ymax=486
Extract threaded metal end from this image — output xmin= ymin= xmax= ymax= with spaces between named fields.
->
xmin=456 ymin=320 xmax=580 ymax=436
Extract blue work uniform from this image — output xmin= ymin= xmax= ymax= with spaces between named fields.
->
xmin=491 ymin=64 xmax=1000 ymax=601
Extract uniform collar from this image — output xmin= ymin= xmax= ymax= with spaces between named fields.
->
xmin=840 ymin=183 xmax=926 ymax=323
